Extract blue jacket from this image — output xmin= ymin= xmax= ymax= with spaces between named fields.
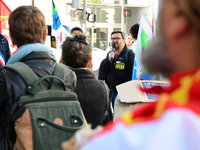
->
xmin=0 ymin=34 xmax=10 ymax=68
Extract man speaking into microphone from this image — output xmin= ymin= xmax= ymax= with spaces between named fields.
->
xmin=100 ymin=30 xmax=134 ymax=109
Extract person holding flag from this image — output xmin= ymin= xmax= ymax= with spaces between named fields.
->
xmin=0 ymin=34 xmax=10 ymax=68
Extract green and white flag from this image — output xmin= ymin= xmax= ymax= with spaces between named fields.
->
xmin=132 ymin=13 xmax=156 ymax=80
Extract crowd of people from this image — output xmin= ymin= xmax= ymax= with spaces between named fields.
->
xmin=1 ymin=0 xmax=200 ymax=149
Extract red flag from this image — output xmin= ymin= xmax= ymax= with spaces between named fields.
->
xmin=0 ymin=0 xmax=17 ymax=55
xmin=0 ymin=0 xmax=11 ymax=36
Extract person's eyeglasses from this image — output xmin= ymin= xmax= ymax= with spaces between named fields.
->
xmin=111 ymin=38 xmax=122 ymax=41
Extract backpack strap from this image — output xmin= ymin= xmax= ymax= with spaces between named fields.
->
xmin=125 ymin=48 xmax=131 ymax=63
xmin=50 ymin=63 xmax=67 ymax=90
xmin=99 ymin=80 xmax=113 ymax=125
xmin=4 ymin=62 xmax=45 ymax=92
xmin=5 ymin=62 xmax=67 ymax=94
xmin=99 ymin=80 xmax=110 ymax=112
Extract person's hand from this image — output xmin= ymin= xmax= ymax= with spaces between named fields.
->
xmin=61 ymin=125 xmax=103 ymax=150
xmin=108 ymin=51 xmax=116 ymax=62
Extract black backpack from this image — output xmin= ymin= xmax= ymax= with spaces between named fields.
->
xmin=4 ymin=62 xmax=86 ymax=150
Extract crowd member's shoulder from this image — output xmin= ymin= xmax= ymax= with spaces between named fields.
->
xmin=0 ymin=34 xmax=6 ymax=41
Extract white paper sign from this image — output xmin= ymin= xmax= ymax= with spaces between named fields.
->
xmin=116 ymin=80 xmax=170 ymax=103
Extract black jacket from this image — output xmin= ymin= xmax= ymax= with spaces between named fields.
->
xmin=0 ymin=34 xmax=10 ymax=68
xmin=100 ymin=46 xmax=134 ymax=92
xmin=0 ymin=51 xmax=76 ymax=150
xmin=74 ymin=69 xmax=107 ymax=129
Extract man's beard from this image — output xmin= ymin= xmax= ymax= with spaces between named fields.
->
xmin=113 ymin=43 xmax=119 ymax=49
xmin=141 ymin=36 xmax=175 ymax=79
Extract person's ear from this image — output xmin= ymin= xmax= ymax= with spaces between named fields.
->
xmin=60 ymin=58 xmax=65 ymax=64
xmin=43 ymin=28 xmax=48 ymax=42
xmin=86 ymin=58 xmax=92 ymax=71
xmin=168 ymin=14 xmax=191 ymax=39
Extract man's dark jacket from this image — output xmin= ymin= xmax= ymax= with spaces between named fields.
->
xmin=0 ymin=51 xmax=76 ymax=150
xmin=100 ymin=46 xmax=134 ymax=92
xmin=74 ymin=69 xmax=107 ymax=129
xmin=0 ymin=34 xmax=10 ymax=68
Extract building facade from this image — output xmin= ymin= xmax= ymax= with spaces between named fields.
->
xmin=70 ymin=0 xmax=153 ymax=49
xmin=2 ymin=0 xmax=159 ymax=50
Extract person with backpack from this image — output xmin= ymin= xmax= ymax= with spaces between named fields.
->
xmin=60 ymin=34 xmax=107 ymax=129
xmin=0 ymin=6 xmax=77 ymax=150
xmin=100 ymin=30 xmax=134 ymax=109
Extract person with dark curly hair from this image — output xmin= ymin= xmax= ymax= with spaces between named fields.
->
xmin=129 ymin=23 xmax=139 ymax=53
xmin=61 ymin=34 xmax=107 ymax=129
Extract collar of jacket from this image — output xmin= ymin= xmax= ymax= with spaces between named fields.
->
xmin=20 ymin=51 xmax=56 ymax=62
xmin=7 ymin=43 xmax=56 ymax=64
xmin=74 ymin=69 xmax=94 ymax=79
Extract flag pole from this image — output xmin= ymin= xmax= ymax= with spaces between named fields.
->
xmin=83 ymin=0 xmax=87 ymax=33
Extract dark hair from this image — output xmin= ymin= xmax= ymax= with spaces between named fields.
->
xmin=8 ymin=6 xmax=46 ymax=47
xmin=61 ymin=34 xmax=91 ymax=68
xmin=111 ymin=30 xmax=125 ymax=39
xmin=126 ymin=33 xmax=132 ymax=36
xmin=71 ymin=27 xmax=83 ymax=34
xmin=129 ymin=23 xmax=140 ymax=39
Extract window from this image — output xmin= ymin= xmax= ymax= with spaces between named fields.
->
xmin=96 ymin=7 xmax=121 ymax=23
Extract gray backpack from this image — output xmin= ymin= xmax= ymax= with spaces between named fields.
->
xmin=4 ymin=62 xmax=86 ymax=150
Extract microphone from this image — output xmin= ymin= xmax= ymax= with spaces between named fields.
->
xmin=111 ymin=43 xmax=116 ymax=52
xmin=110 ymin=43 xmax=116 ymax=62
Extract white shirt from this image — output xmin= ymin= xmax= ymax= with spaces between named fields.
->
xmin=130 ymin=40 xmax=137 ymax=53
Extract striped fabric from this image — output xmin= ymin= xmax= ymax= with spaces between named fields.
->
xmin=0 ymin=51 xmax=5 ymax=67
xmin=81 ymin=68 xmax=200 ymax=150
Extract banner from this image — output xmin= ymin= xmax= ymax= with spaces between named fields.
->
xmin=132 ymin=13 xmax=156 ymax=80
xmin=0 ymin=0 xmax=17 ymax=55
xmin=52 ymin=0 xmax=62 ymax=45
xmin=0 ymin=0 xmax=10 ymax=40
